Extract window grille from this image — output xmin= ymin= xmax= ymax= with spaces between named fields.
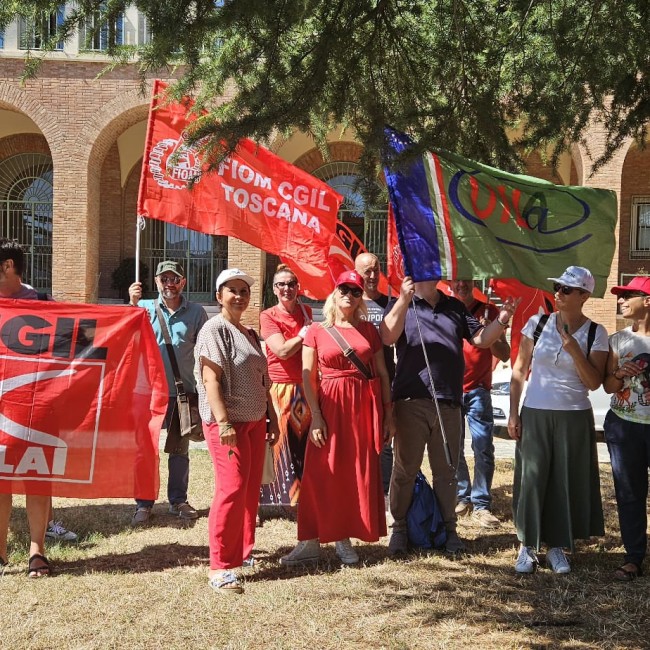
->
xmin=630 ymin=197 xmax=650 ymax=259
xmin=18 ymin=7 xmax=64 ymax=50
xmin=0 ymin=153 xmax=53 ymax=292
xmin=79 ymin=8 xmax=124 ymax=51
xmin=139 ymin=220 xmax=227 ymax=303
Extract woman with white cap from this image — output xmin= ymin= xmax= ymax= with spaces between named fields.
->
xmin=195 ymin=268 xmax=278 ymax=594
xmin=508 ymin=266 xmax=608 ymax=574
xmin=280 ymin=270 xmax=395 ymax=566
xmin=603 ymin=276 xmax=650 ymax=581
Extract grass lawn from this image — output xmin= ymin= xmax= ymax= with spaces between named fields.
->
xmin=0 ymin=454 xmax=647 ymax=650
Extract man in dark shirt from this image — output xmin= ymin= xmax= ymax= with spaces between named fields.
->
xmin=381 ymin=276 xmax=518 ymax=555
xmin=354 ymin=253 xmax=395 ymax=519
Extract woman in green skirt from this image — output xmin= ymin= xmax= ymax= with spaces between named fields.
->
xmin=508 ymin=266 xmax=608 ymax=574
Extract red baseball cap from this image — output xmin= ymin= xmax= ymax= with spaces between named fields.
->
xmin=335 ymin=270 xmax=365 ymax=292
xmin=611 ymin=276 xmax=650 ymax=296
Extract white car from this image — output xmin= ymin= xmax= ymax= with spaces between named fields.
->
xmin=490 ymin=367 xmax=611 ymax=432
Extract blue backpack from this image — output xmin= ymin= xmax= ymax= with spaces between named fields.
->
xmin=406 ymin=471 xmax=447 ymax=549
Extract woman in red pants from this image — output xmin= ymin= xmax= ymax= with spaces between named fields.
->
xmin=195 ymin=268 xmax=278 ymax=594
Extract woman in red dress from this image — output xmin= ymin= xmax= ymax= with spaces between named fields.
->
xmin=280 ymin=270 xmax=395 ymax=566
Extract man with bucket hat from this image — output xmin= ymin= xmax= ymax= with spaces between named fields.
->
xmin=128 ymin=261 xmax=208 ymax=525
xmin=603 ymin=275 xmax=650 ymax=581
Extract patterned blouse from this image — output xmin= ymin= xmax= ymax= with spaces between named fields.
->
xmin=194 ymin=314 xmax=269 ymax=423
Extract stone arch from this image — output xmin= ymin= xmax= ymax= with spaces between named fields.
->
xmin=0 ymin=133 xmax=51 ymax=161
xmin=293 ymin=142 xmax=363 ymax=173
xmin=0 ymin=84 xmax=60 ymax=151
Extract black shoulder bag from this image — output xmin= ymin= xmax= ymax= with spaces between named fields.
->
xmin=155 ymin=303 xmax=204 ymax=442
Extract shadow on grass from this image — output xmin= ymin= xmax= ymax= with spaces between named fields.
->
xmin=8 ymin=502 xmax=206 ymax=549
xmin=55 ymin=543 xmax=209 ymax=575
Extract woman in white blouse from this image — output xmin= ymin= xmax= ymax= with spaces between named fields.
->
xmin=195 ymin=268 xmax=278 ymax=595
xmin=508 ymin=266 xmax=608 ymax=575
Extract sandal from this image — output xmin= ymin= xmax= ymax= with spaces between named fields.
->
xmin=208 ymin=570 xmax=243 ymax=594
xmin=0 ymin=557 xmax=7 ymax=577
xmin=27 ymin=554 xmax=52 ymax=578
xmin=614 ymin=563 xmax=642 ymax=582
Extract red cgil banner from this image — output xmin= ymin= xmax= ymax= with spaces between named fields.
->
xmin=138 ymin=80 xmax=343 ymax=299
xmin=0 ymin=300 xmax=167 ymax=498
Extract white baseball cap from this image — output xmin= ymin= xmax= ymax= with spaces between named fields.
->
xmin=216 ymin=268 xmax=255 ymax=291
xmin=547 ymin=266 xmax=595 ymax=293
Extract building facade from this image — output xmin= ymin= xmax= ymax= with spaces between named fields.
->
xmin=0 ymin=5 xmax=644 ymax=332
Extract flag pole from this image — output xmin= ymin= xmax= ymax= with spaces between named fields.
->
xmin=135 ymin=216 xmax=146 ymax=283
xmin=410 ymin=296 xmax=455 ymax=471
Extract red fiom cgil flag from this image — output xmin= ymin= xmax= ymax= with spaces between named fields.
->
xmin=138 ymin=80 xmax=342 ymax=299
xmin=0 ymin=300 xmax=167 ymax=498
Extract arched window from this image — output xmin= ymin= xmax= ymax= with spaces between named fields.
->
xmin=312 ymin=161 xmax=387 ymax=269
xmin=140 ymin=220 xmax=228 ymax=302
xmin=0 ymin=153 xmax=53 ymax=291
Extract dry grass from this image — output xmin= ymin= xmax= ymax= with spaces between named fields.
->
xmin=0 ymin=455 xmax=647 ymax=650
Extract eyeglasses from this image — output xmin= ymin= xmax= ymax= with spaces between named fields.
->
xmin=619 ymin=291 xmax=647 ymax=300
xmin=338 ymin=285 xmax=363 ymax=298
xmin=159 ymin=275 xmax=182 ymax=285
xmin=553 ymin=283 xmax=582 ymax=295
xmin=275 ymin=281 xmax=298 ymax=289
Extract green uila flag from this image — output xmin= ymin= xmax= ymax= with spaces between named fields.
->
xmin=384 ymin=128 xmax=618 ymax=297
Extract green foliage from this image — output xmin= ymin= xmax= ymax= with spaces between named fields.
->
xmin=4 ymin=1 xmax=650 ymax=176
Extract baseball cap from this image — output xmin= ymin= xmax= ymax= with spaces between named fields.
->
xmin=611 ymin=276 xmax=650 ymax=296
xmin=156 ymin=261 xmax=184 ymax=277
xmin=335 ymin=270 xmax=365 ymax=292
xmin=216 ymin=268 xmax=255 ymax=291
xmin=547 ymin=266 xmax=595 ymax=293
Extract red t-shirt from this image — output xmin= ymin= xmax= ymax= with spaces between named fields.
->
xmin=260 ymin=303 xmax=312 ymax=383
xmin=462 ymin=301 xmax=498 ymax=393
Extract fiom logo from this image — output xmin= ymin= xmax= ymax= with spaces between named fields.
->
xmin=148 ymin=133 xmax=203 ymax=190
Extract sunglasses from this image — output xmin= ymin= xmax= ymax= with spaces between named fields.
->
xmin=159 ymin=275 xmax=182 ymax=285
xmin=619 ymin=291 xmax=647 ymax=300
xmin=553 ymin=283 xmax=582 ymax=295
xmin=338 ymin=284 xmax=363 ymax=298
xmin=275 ymin=281 xmax=298 ymax=289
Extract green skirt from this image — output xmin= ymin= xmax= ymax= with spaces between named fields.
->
xmin=513 ymin=406 xmax=604 ymax=551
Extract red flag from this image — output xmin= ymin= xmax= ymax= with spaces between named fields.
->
xmin=490 ymin=278 xmax=555 ymax=365
xmin=0 ymin=300 xmax=167 ymax=498
xmin=387 ymin=203 xmax=405 ymax=293
xmin=138 ymin=80 xmax=342 ymax=299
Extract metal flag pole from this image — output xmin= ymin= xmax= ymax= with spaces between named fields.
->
xmin=135 ymin=216 xmax=146 ymax=283
xmin=410 ymin=296 xmax=455 ymax=471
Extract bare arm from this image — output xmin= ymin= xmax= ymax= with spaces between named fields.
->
xmin=507 ymin=336 xmax=533 ymax=441
xmin=490 ymin=332 xmax=511 ymax=362
xmin=471 ymin=297 xmax=520 ymax=348
xmin=302 ymin=344 xmax=327 ymax=447
xmin=264 ymin=331 xmax=305 ymax=360
xmin=200 ymin=357 xmax=236 ymax=448
xmin=373 ymin=348 xmax=396 ymax=443
xmin=603 ymin=345 xmax=623 ymax=394
xmin=380 ymin=276 xmax=415 ymax=345
xmin=560 ymin=329 xmax=607 ymax=391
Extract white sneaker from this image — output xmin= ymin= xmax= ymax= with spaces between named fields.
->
xmin=515 ymin=545 xmax=538 ymax=573
xmin=546 ymin=547 xmax=571 ymax=574
xmin=45 ymin=521 xmax=78 ymax=542
xmin=335 ymin=538 xmax=359 ymax=565
xmin=280 ymin=539 xmax=320 ymax=566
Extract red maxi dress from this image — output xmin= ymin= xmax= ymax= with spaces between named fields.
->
xmin=298 ymin=321 xmax=387 ymax=543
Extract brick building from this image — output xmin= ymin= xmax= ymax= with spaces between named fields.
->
xmin=0 ymin=6 xmax=644 ymax=332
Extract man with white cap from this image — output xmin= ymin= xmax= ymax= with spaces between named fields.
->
xmin=128 ymin=261 xmax=208 ymax=525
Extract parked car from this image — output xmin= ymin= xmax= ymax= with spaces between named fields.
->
xmin=490 ymin=367 xmax=611 ymax=432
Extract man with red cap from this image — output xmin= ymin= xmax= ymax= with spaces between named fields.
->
xmin=603 ymin=275 xmax=650 ymax=581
